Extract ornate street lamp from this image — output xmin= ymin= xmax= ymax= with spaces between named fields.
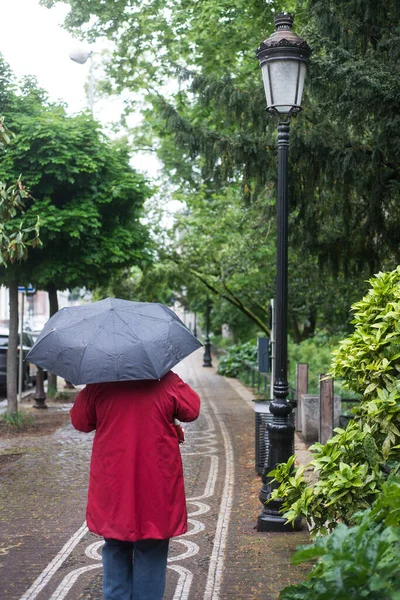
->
xmin=256 ymin=12 xmax=311 ymax=532
xmin=69 ymin=48 xmax=95 ymax=114
xmin=203 ymin=296 xmax=213 ymax=367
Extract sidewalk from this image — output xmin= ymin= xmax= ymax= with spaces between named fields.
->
xmin=0 ymin=350 xmax=312 ymax=600
xmin=191 ymin=355 xmax=312 ymax=600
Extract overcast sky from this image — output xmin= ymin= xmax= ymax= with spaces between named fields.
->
xmin=1 ymin=0 xmax=164 ymax=179
xmin=1 ymin=0 xmax=94 ymax=112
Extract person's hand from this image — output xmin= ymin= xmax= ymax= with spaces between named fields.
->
xmin=174 ymin=422 xmax=185 ymax=444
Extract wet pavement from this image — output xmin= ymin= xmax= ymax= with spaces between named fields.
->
xmin=0 ymin=350 xmax=311 ymax=600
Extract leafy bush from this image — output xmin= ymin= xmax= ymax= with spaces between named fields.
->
xmin=279 ymin=476 xmax=400 ymax=600
xmin=269 ymin=268 xmax=400 ymax=534
xmin=216 ymin=330 xmax=342 ymax=394
xmin=216 ymin=341 xmax=257 ymax=377
xmin=330 ymin=267 xmax=400 ymax=397
xmin=210 ymin=334 xmax=235 ymax=350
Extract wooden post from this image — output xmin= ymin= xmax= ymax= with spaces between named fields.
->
xmin=319 ymin=374 xmax=334 ymax=444
xmin=296 ymin=363 xmax=308 ymax=431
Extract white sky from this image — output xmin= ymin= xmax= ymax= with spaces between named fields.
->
xmin=1 ymin=0 xmax=91 ymax=113
xmin=0 ymin=0 xmax=162 ymax=178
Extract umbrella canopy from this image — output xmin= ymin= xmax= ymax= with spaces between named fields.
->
xmin=26 ymin=298 xmax=203 ymax=385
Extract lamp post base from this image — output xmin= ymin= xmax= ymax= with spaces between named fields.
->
xmin=203 ymin=339 xmax=213 ymax=367
xmin=257 ymin=480 xmax=303 ymax=532
xmin=257 ymin=511 xmax=302 ymax=532
xmin=256 ymin=400 xmax=298 ymax=532
xmin=33 ymin=397 xmax=48 ymax=409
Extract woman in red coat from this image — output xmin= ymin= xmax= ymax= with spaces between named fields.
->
xmin=70 ymin=370 xmax=200 ymax=600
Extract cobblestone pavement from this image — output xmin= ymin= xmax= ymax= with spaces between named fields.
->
xmin=0 ymin=350 xmax=311 ymax=600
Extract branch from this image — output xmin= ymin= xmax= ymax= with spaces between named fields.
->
xmin=189 ymin=268 xmax=270 ymax=335
xmin=221 ymin=279 xmax=270 ymax=331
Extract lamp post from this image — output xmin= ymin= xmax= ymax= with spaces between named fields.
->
xmin=256 ymin=12 xmax=311 ymax=532
xmin=69 ymin=49 xmax=95 ymax=114
xmin=194 ymin=311 xmax=198 ymax=338
xmin=203 ymin=296 xmax=213 ymax=367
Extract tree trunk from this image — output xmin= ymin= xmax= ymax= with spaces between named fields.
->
xmin=291 ymin=308 xmax=318 ymax=343
xmin=290 ymin=313 xmax=302 ymax=345
xmin=46 ymin=284 xmax=59 ymax=397
xmin=7 ymin=280 xmax=19 ymax=415
xmin=303 ymin=307 xmax=317 ymax=341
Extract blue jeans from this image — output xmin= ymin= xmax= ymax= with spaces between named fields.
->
xmin=102 ymin=538 xmax=170 ymax=600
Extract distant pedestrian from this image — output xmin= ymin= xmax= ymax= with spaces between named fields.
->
xmin=70 ymin=370 xmax=200 ymax=600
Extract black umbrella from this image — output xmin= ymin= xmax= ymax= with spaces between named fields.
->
xmin=26 ymin=298 xmax=202 ymax=385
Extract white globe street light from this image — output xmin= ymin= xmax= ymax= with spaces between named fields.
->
xmin=69 ymin=48 xmax=95 ymax=113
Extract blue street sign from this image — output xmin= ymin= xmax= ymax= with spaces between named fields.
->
xmin=18 ymin=284 xmax=36 ymax=294
xmin=257 ymin=337 xmax=270 ymax=373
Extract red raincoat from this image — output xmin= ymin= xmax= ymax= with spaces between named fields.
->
xmin=70 ymin=371 xmax=200 ymax=542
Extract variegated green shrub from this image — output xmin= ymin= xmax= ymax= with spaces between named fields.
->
xmin=279 ymin=475 xmax=400 ymax=600
xmin=269 ymin=268 xmax=400 ymax=535
xmin=330 ymin=267 xmax=400 ymax=398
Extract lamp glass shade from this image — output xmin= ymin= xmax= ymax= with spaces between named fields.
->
xmin=69 ymin=49 xmax=91 ymax=65
xmin=261 ymin=59 xmax=307 ymax=114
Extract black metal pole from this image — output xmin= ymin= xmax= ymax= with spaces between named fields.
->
xmin=203 ymin=297 xmax=212 ymax=367
xmin=257 ymin=122 xmax=299 ymax=532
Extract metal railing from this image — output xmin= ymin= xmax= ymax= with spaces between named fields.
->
xmin=238 ymin=361 xmax=271 ymax=397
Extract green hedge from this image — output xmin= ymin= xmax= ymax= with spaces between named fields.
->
xmin=216 ymin=341 xmax=257 ymax=378
xmin=280 ymin=475 xmax=400 ymax=600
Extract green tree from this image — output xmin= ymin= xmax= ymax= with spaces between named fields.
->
xmin=167 ymin=187 xmax=275 ymax=335
xmin=0 ymin=61 xmax=152 ymax=395
xmin=0 ymin=116 xmax=41 ymax=414
xmin=42 ymin=0 xmax=400 ymax=335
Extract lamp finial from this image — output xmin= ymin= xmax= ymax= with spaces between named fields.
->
xmin=274 ymin=12 xmax=294 ymax=30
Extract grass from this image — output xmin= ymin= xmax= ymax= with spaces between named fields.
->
xmin=1 ymin=411 xmax=34 ymax=429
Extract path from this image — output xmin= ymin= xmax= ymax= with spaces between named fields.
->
xmin=0 ymin=349 xmax=311 ymax=600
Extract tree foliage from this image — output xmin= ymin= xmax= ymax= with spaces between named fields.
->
xmin=42 ymin=0 xmax=400 ymax=337
xmin=279 ymin=475 xmax=400 ymax=600
xmin=0 ymin=57 xmax=152 ymax=400
xmin=0 ymin=114 xmax=41 ymax=415
xmin=169 ymin=187 xmax=276 ymax=335
xmin=0 ymin=61 xmax=152 ymax=293
xmin=0 ymin=116 xmax=40 ymax=268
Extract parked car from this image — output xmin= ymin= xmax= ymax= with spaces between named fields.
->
xmin=0 ymin=329 xmax=36 ymax=390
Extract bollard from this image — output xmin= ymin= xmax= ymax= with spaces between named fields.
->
xmin=33 ymin=367 xmax=48 ymax=409
xmin=296 ymin=363 xmax=308 ymax=431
